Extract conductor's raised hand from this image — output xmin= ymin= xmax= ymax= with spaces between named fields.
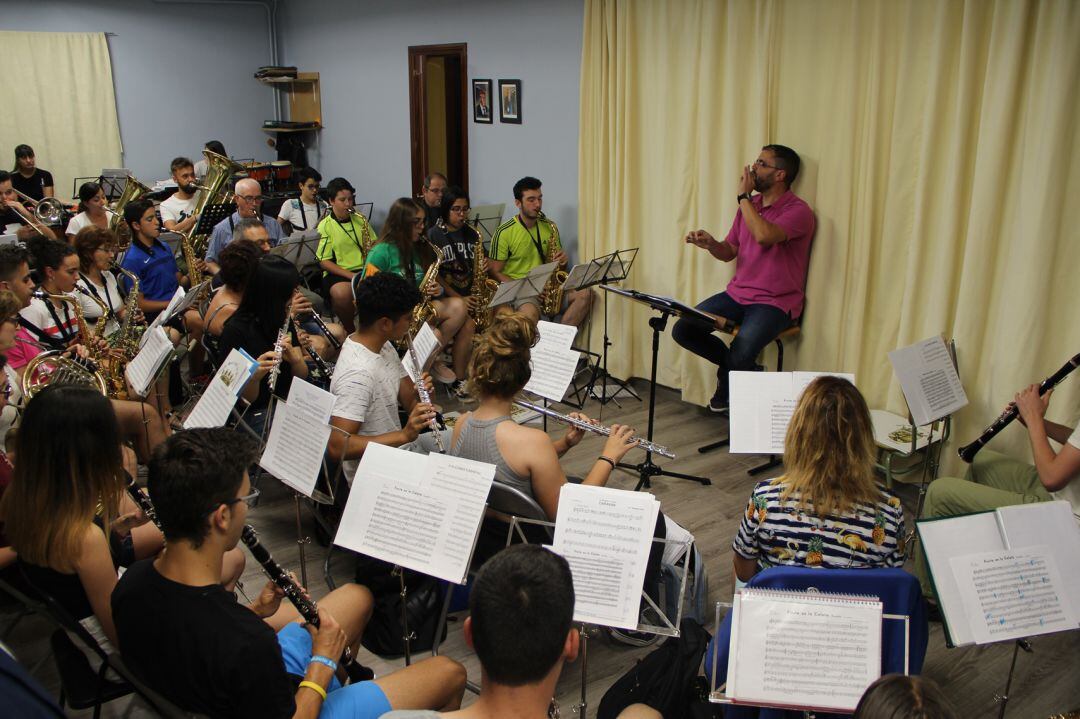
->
xmin=738 ymin=165 xmax=755 ymax=195
xmin=685 ymin=229 xmax=715 ymax=249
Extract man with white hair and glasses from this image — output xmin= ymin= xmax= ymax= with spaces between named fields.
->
xmin=204 ymin=177 xmax=284 ymax=275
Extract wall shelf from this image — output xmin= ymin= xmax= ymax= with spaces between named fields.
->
xmin=259 ymin=71 xmax=321 ymax=131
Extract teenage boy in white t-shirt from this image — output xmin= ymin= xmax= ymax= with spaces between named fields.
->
xmin=327 ymin=273 xmax=438 ymax=484
xmin=277 ymin=167 xmax=326 ymax=234
xmin=159 ymin=157 xmax=200 ymax=236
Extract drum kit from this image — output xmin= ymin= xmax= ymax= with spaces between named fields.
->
xmin=239 ymin=159 xmax=293 ymax=193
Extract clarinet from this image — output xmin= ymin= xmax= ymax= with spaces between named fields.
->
xmin=305 ymin=312 xmax=342 ymax=351
xmin=958 ymin=352 xmax=1080 ymax=463
xmin=241 ymin=524 xmax=355 ymax=665
xmin=404 ymin=333 xmax=445 ymax=453
xmin=125 ymin=473 xmax=161 ymax=530
xmin=514 ymin=399 xmax=676 ymax=459
xmin=291 ymin=318 xmax=332 ymax=381
xmin=266 ymin=315 xmax=292 ymax=393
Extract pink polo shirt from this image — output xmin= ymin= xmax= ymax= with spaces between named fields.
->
xmin=725 ymin=190 xmax=815 ymax=319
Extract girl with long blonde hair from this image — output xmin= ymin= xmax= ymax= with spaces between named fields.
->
xmin=732 ymin=375 xmax=905 ymax=582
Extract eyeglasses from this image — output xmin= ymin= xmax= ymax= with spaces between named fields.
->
xmin=237 ymin=195 xmax=265 ymax=203
xmin=449 ymin=205 xmax=471 ymax=214
xmin=753 ymin=159 xmax=782 ymax=171
xmin=203 ymin=487 xmax=260 ymax=517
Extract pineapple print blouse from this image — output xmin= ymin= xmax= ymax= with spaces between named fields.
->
xmin=733 ymin=478 xmax=906 ymax=570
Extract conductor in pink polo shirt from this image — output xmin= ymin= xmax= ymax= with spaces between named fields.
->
xmin=673 ymin=144 xmax=815 ymax=413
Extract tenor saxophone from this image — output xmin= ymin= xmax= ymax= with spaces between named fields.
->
xmin=467 ymin=219 xmax=498 ymax=332
xmin=538 ymin=212 xmax=568 ymax=316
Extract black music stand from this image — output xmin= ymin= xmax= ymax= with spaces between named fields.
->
xmin=601 ymin=286 xmax=712 ymax=490
xmin=583 ymin=249 xmax=640 ymax=406
xmin=191 ymin=202 xmax=237 ymax=238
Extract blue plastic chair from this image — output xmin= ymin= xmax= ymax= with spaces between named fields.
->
xmin=706 ymin=566 xmax=929 ymax=719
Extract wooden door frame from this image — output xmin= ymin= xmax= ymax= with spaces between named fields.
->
xmin=408 ymin=43 xmax=469 ymax=195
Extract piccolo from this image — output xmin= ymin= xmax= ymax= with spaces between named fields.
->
xmin=958 ymin=352 xmax=1080 ymax=463
xmin=514 ymin=399 xmax=676 ymax=459
xmin=405 ymin=333 xmax=445 ymax=453
xmin=124 ymin=473 xmax=161 ymax=530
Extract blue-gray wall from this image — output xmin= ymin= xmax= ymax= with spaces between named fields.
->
xmin=2 ymin=0 xmax=275 ymax=187
xmin=277 ymin=0 xmax=584 ymax=254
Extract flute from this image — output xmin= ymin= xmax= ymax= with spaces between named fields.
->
xmin=404 ymin=333 xmax=445 ymax=453
xmin=514 ymin=399 xmax=675 ymax=459
xmin=266 ymin=315 xmax=292 ymax=393
xmin=958 ymin=352 xmax=1080 ymax=463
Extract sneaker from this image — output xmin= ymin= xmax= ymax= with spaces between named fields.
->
xmin=451 ymin=379 xmax=472 ymax=400
xmin=708 ymin=394 xmax=729 ymax=414
xmin=430 ymin=362 xmax=456 ymax=384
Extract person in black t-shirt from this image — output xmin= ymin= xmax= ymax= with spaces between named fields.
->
xmin=11 ymin=145 xmax=54 ymax=204
xmin=0 ymin=170 xmax=56 ymax=241
xmin=112 ymin=428 xmax=466 ymax=719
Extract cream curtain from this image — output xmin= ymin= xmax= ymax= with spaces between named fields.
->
xmin=0 ymin=32 xmax=123 ymax=203
xmin=579 ymin=0 xmax=1080 ymax=475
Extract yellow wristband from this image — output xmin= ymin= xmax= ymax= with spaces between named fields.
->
xmin=298 ymin=680 xmax=327 ymax=702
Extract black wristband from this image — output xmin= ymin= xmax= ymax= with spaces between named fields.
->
xmin=597 ymin=456 xmax=616 ymax=469
xmin=737 ymin=192 xmax=752 ymax=205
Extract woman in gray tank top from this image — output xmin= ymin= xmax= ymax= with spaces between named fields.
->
xmin=448 ymin=312 xmax=639 ymax=520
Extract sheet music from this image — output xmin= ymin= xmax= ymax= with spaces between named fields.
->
xmin=997 ymin=501 xmax=1080 ymax=605
xmin=402 ymin=322 xmax=441 ymax=384
xmin=259 ymin=400 xmax=332 ymax=497
xmin=727 ymin=590 xmax=881 ymax=712
xmin=143 ymin=287 xmax=185 ymax=342
xmin=163 ymin=280 xmax=210 ymax=324
xmin=271 ymin=230 xmax=321 ymax=266
xmin=888 ymin=336 xmax=967 ymax=426
xmin=522 ymin=261 xmax=559 ymax=296
xmin=562 ymin=263 xmax=590 ymax=291
xmin=489 ymin=278 xmax=525 ymax=308
xmin=582 ymin=255 xmax=615 ymax=287
xmin=333 ymin=443 xmax=495 ymax=583
xmin=285 ymin=376 xmax=337 ymax=424
xmin=183 ymin=348 xmax=258 ymax=429
xmin=536 ymin=320 xmax=577 ymax=350
xmin=729 ymin=371 xmax=855 ymax=454
xmin=552 ymin=484 xmax=660 ymax=630
xmin=951 ymin=546 xmax=1076 ymax=644
xmin=123 ymin=326 xmax=173 ymax=397
xmin=524 ymin=322 xmax=580 ymax=401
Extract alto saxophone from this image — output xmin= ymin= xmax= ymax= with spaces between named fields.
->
xmin=467 ymin=219 xmax=498 ymax=332
xmin=538 ymin=212 xmax=568 ymax=316
xmin=100 ymin=264 xmax=148 ymax=400
xmin=408 ymin=240 xmax=445 ymax=338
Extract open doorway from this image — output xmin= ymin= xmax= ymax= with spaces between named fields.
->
xmin=408 ymin=43 xmax=468 ymax=195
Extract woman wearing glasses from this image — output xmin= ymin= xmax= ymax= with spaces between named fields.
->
xmin=363 ymin=197 xmax=472 ymax=387
xmin=0 ymin=386 xmax=244 ymax=648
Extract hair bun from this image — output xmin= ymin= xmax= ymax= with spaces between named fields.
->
xmin=486 ymin=313 xmax=535 ymax=357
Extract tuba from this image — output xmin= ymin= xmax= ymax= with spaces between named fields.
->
xmin=185 ymin=149 xmax=245 ymax=258
xmin=538 ymin=212 xmax=568 ymax=316
xmin=108 ymin=175 xmax=151 ymax=250
xmin=21 ymin=291 xmax=108 ymax=398
xmin=407 ymin=240 xmax=445 ymax=339
xmin=466 ymin=219 xmax=498 ymax=332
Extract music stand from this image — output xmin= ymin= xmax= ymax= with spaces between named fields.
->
xmin=191 ymin=202 xmax=237 ymax=238
xmin=579 ymin=249 xmax=640 ymax=406
xmin=271 ymin=230 xmax=321 ymax=270
xmin=468 ymin=203 xmax=504 ymax=247
xmin=354 ymin=201 xmax=374 ymax=221
xmin=601 ymin=286 xmax=712 ymax=490
xmin=97 ymin=169 xmax=131 ymax=201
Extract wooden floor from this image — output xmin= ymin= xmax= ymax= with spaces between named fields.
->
xmin=5 ymin=379 xmax=1080 ymax=717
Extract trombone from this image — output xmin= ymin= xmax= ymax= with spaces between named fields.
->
xmin=9 ymin=188 xmax=66 ymax=237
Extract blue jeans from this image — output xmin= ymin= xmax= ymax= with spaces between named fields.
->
xmin=671 ymin=292 xmax=792 ymax=400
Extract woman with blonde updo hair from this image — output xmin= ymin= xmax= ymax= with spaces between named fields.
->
xmin=450 ymin=312 xmax=639 ymax=520
xmin=732 ymin=375 xmax=906 ymax=584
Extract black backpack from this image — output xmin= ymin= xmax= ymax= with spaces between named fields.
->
xmin=597 ymin=617 xmax=712 ymax=719
xmin=354 ymin=555 xmax=448 ymax=658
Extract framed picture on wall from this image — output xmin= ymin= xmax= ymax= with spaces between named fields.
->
xmin=473 ymin=79 xmax=493 ymax=124
xmin=498 ymin=79 xmax=522 ymax=124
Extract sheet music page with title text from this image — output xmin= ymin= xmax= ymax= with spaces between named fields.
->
xmin=730 ymin=371 xmax=855 ymax=454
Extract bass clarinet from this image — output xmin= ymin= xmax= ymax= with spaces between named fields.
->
xmin=958 ymin=352 xmax=1080 ymax=463
xmin=515 ymin=399 xmax=675 ymax=459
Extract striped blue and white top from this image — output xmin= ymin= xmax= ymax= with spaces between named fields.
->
xmin=733 ymin=478 xmax=906 ymax=571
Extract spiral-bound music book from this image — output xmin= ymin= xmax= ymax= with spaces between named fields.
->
xmin=725 ymin=588 xmax=882 ymax=713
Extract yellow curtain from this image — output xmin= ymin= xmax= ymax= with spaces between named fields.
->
xmin=579 ymin=0 xmax=1080 ymax=475
xmin=0 ymin=32 xmax=123 ymax=203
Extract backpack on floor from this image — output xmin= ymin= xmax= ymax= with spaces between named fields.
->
xmin=354 ymin=555 xmax=447 ymax=658
xmin=597 ymin=617 xmax=712 ymax=719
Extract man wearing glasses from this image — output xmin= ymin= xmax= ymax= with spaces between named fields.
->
xmin=673 ymin=144 xmax=815 ymax=413
xmin=418 ymin=172 xmax=447 ymax=233
xmin=204 ymin=177 xmax=284 ymax=275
